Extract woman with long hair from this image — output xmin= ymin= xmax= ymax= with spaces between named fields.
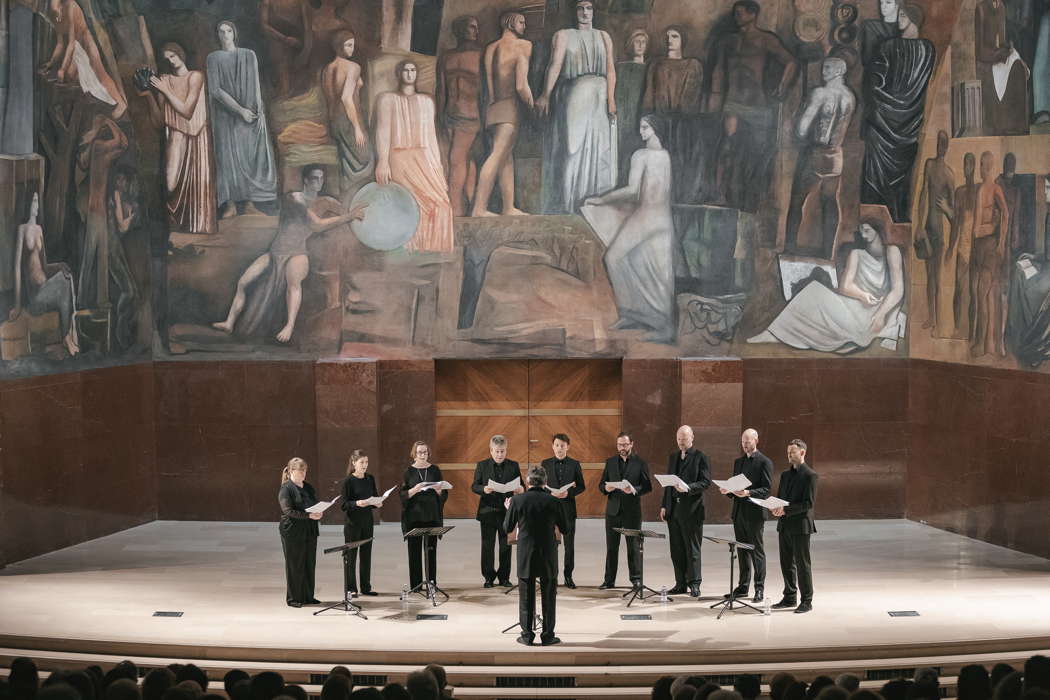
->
xmin=399 ymin=441 xmax=449 ymax=590
xmin=278 ymin=457 xmax=321 ymax=607
xmin=340 ymin=449 xmax=378 ymax=595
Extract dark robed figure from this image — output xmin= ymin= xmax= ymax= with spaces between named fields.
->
xmin=471 ymin=435 xmax=524 ymax=586
xmin=722 ymin=429 xmax=773 ymax=601
xmin=771 ymin=439 xmax=818 ymax=614
xmin=660 ymin=425 xmax=711 ymax=597
xmin=504 ymin=466 xmax=568 ymax=646
xmin=541 ymin=434 xmax=586 ymax=588
xmin=599 ymin=432 xmax=653 ymax=588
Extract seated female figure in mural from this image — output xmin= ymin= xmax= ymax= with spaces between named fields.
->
xmin=747 ymin=219 xmax=905 ymax=353
xmin=212 ymin=165 xmax=365 ymax=343
xmin=8 ymin=193 xmax=80 ymax=357
xmin=582 ymin=114 xmax=675 ymax=344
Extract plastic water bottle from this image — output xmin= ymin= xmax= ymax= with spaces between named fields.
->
xmin=400 ymin=584 xmax=409 ymax=602
xmin=660 ymin=585 xmax=668 ymax=603
xmin=763 ymin=597 xmax=771 ymax=616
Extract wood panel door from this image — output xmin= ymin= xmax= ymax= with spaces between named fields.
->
xmin=434 ymin=359 xmax=621 ymax=519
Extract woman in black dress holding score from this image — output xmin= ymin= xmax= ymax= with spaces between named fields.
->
xmin=341 ymin=449 xmax=379 ymax=595
xmin=278 ymin=457 xmax=322 ymax=607
xmin=400 ymin=441 xmax=449 ymax=590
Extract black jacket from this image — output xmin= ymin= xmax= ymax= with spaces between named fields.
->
xmin=599 ymin=454 xmax=652 ymax=519
xmin=776 ymin=463 xmax=818 ymax=535
xmin=278 ymin=480 xmax=319 ymax=537
xmin=471 ymin=458 xmax=524 ymax=524
xmin=504 ymin=486 xmax=568 ymax=579
xmin=660 ymin=447 xmax=711 ymax=521
xmin=727 ymin=450 xmax=774 ymax=523
xmin=341 ymin=473 xmax=378 ymax=526
xmin=540 ymin=456 xmax=586 ymax=526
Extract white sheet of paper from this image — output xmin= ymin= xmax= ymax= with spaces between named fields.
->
xmin=306 ymin=495 xmax=341 ymax=513
xmin=364 ymin=485 xmax=398 ymax=507
xmin=713 ymin=474 xmax=753 ymax=492
xmin=487 ymin=477 xmax=521 ymax=493
xmin=605 ymin=479 xmax=634 ymax=492
xmin=421 ymin=480 xmax=452 ymax=492
xmin=749 ymin=496 xmax=789 ymax=510
xmin=655 ymin=474 xmax=689 ymax=491
xmin=545 ymin=482 xmax=575 ymax=495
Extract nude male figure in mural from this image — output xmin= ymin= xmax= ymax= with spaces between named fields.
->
xmin=969 ymin=151 xmax=1010 ymax=358
xmin=41 ymin=0 xmax=127 ymax=118
xmin=472 ymin=11 xmax=533 ymax=217
xmin=436 ymin=16 xmax=483 ymax=216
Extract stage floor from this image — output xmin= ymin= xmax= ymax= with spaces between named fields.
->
xmin=2 ymin=519 xmax=1049 ymax=664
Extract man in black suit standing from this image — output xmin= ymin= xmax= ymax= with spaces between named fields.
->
xmin=771 ymin=438 xmax=818 ymax=614
xmin=720 ymin=428 xmax=774 ymax=602
xmin=504 ymin=465 xmax=568 ymax=646
xmin=471 ymin=434 xmax=524 ymax=587
xmin=541 ymin=433 xmax=586 ymax=589
xmin=660 ymin=425 xmax=711 ymax=597
xmin=599 ymin=432 xmax=652 ymax=589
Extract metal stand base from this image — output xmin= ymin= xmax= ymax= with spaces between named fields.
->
xmin=408 ymin=579 xmax=449 ymax=607
xmin=709 ymin=542 xmax=762 ymax=619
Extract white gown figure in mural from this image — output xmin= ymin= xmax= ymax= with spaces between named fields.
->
xmin=582 ymin=114 xmax=674 ymax=343
xmin=748 ymin=219 xmax=905 ymax=353
xmin=538 ymin=0 xmax=618 ymax=214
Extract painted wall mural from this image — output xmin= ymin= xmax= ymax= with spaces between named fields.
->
xmin=4 ymin=0 xmax=1044 ymax=378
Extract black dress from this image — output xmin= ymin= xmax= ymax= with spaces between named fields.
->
xmin=399 ymin=464 xmax=448 ymax=588
xmin=340 ymin=473 xmax=378 ymax=593
xmin=278 ymin=480 xmax=319 ymax=605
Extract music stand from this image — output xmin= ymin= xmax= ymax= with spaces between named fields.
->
xmin=501 ymin=575 xmax=542 ymax=634
xmin=613 ymin=528 xmax=667 ymax=607
xmin=704 ymin=535 xmax=762 ymax=619
xmin=314 ymin=539 xmax=373 ymax=618
xmin=503 ymin=528 xmax=561 ymax=596
xmin=404 ymin=525 xmax=454 ymax=606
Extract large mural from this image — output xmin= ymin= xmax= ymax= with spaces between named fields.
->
xmin=3 ymin=0 xmax=1043 ymax=377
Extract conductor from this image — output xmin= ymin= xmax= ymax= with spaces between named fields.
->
xmin=504 ymin=465 xmax=568 ymax=646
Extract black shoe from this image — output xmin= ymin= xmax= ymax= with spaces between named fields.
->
xmin=598 ymin=581 xmax=615 ymax=590
xmin=688 ymin=584 xmax=700 ymax=598
xmin=752 ymin=588 xmax=764 ymax=603
xmin=307 ymin=598 xmax=321 ymax=604
xmin=667 ymin=585 xmax=688 ymax=595
xmin=723 ymin=585 xmax=748 ymax=599
xmin=771 ymin=598 xmax=797 ymax=609
xmin=483 ymin=581 xmax=495 ymax=588
xmin=499 ymin=579 xmax=513 ymax=587
xmin=287 ymin=601 xmax=303 ymax=608
xmin=564 ymin=577 xmax=577 ymax=589
xmin=794 ymin=602 xmax=812 ymax=614
xmin=516 ymin=635 xmax=534 ymax=646
xmin=541 ymin=636 xmax=562 ymax=646
xmin=361 ymin=590 xmax=378 ymax=596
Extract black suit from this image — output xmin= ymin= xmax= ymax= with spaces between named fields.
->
xmin=599 ymin=454 xmax=652 ymax=585
xmin=541 ymin=456 xmax=586 ymax=580
xmin=726 ymin=450 xmax=773 ymax=591
xmin=776 ymin=462 xmax=818 ymax=604
xmin=504 ymin=486 xmax=568 ymax=644
xmin=278 ymin=480 xmax=319 ymax=605
xmin=661 ymin=447 xmax=711 ymax=588
xmin=471 ymin=458 xmax=524 ymax=583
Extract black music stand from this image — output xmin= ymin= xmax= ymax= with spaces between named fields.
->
xmin=314 ymin=539 xmax=373 ymax=618
xmin=613 ymin=528 xmax=668 ymax=607
xmin=704 ymin=535 xmax=762 ymax=619
xmin=404 ymin=525 xmax=454 ymax=606
xmin=503 ymin=529 xmax=561 ymax=596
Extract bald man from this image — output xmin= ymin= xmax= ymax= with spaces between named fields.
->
xmin=660 ymin=425 xmax=711 ymax=597
xmin=720 ymin=428 xmax=773 ymax=602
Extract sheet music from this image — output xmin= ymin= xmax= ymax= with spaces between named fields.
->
xmin=713 ymin=474 xmax=753 ymax=492
xmin=420 ymin=480 xmax=453 ymax=492
xmin=655 ymin=474 xmax=689 ymax=491
xmin=545 ymin=482 xmax=575 ymax=495
xmin=487 ymin=477 xmax=521 ymax=493
xmin=749 ymin=496 xmax=789 ymax=510
xmin=305 ymin=495 xmax=341 ymax=513
xmin=605 ymin=479 xmax=635 ymax=493
xmin=363 ymin=485 xmax=397 ymax=507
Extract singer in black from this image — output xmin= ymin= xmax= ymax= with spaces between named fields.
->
xmin=599 ymin=432 xmax=653 ymax=589
xmin=660 ymin=425 xmax=711 ymax=597
xmin=504 ymin=465 xmax=568 ymax=646
xmin=721 ymin=428 xmax=774 ymax=602
xmin=400 ymin=441 xmax=449 ymax=590
xmin=771 ymin=438 xmax=818 ymax=614
xmin=541 ymin=433 xmax=586 ymax=588
xmin=471 ymin=434 xmax=524 ymax=587
xmin=340 ymin=449 xmax=378 ymax=595
xmin=278 ymin=457 xmax=322 ymax=607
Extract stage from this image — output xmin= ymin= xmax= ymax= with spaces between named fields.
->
xmin=2 ymin=519 xmax=1049 ymax=696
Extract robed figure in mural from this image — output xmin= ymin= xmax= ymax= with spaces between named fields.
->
xmin=748 ymin=219 xmax=905 ymax=353
xmin=321 ymin=29 xmax=373 ymax=199
xmin=374 ymin=60 xmax=455 ymax=254
xmin=207 ymin=21 xmax=279 ymax=216
xmin=615 ymin=30 xmax=649 ymax=186
xmin=975 ymin=0 xmax=1030 ymax=135
xmin=583 ymin=115 xmax=675 ymax=344
xmin=860 ymin=2 xmax=935 ymax=223
xmin=538 ymin=0 xmax=618 ymax=215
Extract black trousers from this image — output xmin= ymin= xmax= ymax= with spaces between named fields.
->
xmin=480 ymin=520 xmax=511 ymax=582
xmin=778 ymin=531 xmax=813 ymax=603
xmin=406 ymin=520 xmax=441 ymax=588
xmin=667 ymin=516 xmax=703 ymax=587
xmin=344 ymin=519 xmax=374 ymax=592
xmin=561 ymin=527 xmax=576 ymax=579
xmin=519 ymin=574 xmax=557 ymax=643
xmin=281 ymin=528 xmax=317 ymax=604
xmin=733 ymin=516 xmax=766 ymax=590
xmin=604 ymin=512 xmax=641 ymax=585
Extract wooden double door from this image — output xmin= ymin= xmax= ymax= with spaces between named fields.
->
xmin=434 ymin=359 xmax=622 ymax=519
